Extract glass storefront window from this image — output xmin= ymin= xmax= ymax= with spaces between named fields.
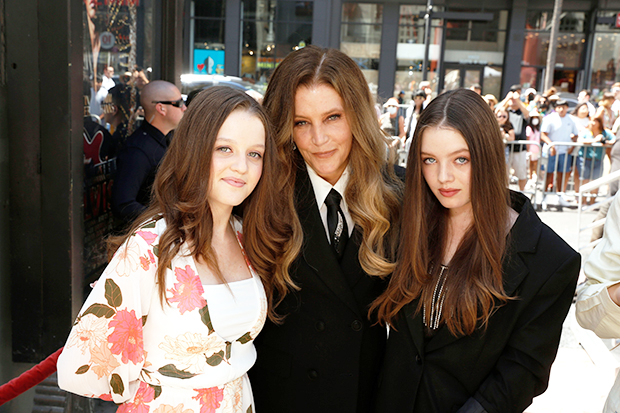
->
xmin=82 ymin=0 xmax=154 ymax=281
xmin=191 ymin=1 xmax=226 ymax=74
xmin=395 ymin=4 xmax=442 ymax=99
xmin=526 ymin=11 xmax=586 ymax=32
xmin=241 ymin=0 xmax=312 ymax=86
xmin=341 ymin=3 xmax=382 ymax=96
xmin=522 ymin=32 xmax=585 ymax=68
xmin=242 ymin=0 xmax=313 ymax=22
xmin=483 ymin=66 xmax=503 ymax=98
xmin=194 ymin=0 xmax=225 ymax=18
xmin=590 ymin=32 xmax=620 ymax=95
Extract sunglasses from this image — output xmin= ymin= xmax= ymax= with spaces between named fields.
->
xmin=152 ymin=98 xmax=185 ymax=108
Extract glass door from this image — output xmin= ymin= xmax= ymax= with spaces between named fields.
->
xmin=443 ymin=64 xmax=484 ymax=91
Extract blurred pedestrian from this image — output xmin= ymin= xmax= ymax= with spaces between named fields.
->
xmin=541 ymin=99 xmax=578 ymax=199
xmin=404 ymin=89 xmax=426 ymax=144
xmin=576 ymin=117 xmax=614 ymax=204
xmin=526 ymin=109 xmax=542 ymax=182
xmin=483 ymin=93 xmax=498 ymax=111
xmin=380 ymin=97 xmax=405 ymax=138
xmin=112 ymin=80 xmax=186 ymax=225
xmin=578 ymin=89 xmax=596 ymax=117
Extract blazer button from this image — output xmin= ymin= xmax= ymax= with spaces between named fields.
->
xmin=351 ymin=320 xmax=363 ymax=331
xmin=307 ymin=369 xmax=318 ymax=380
xmin=315 ymin=321 xmax=325 ymax=331
xmin=415 ymin=354 xmax=422 ymax=365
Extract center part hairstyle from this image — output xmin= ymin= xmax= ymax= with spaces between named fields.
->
xmin=372 ymin=89 xmax=512 ymax=336
xmin=109 ymin=86 xmax=288 ymax=322
xmin=262 ymin=45 xmax=403 ymax=286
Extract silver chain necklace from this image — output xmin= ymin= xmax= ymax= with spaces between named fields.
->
xmin=423 ymin=265 xmax=449 ymax=330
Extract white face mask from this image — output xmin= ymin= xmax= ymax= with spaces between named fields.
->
xmin=387 ymin=107 xmax=398 ymax=115
xmin=531 ymin=118 xmax=539 ymax=126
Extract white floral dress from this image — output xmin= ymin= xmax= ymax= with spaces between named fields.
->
xmin=57 ymin=217 xmax=267 ymax=413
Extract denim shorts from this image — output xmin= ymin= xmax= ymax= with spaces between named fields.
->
xmin=546 ymin=153 xmax=572 ymax=173
xmin=577 ymin=156 xmax=604 ymax=180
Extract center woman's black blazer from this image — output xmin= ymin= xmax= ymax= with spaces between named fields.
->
xmin=249 ymin=164 xmax=390 ymax=413
xmin=373 ymin=191 xmax=580 ymax=413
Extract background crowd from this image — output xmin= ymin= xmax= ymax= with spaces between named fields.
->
xmin=382 ymin=82 xmax=620 ymax=215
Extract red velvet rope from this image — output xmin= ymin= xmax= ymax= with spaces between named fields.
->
xmin=0 ymin=347 xmax=63 ymax=405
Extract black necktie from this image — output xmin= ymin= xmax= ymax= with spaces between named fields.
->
xmin=325 ymin=189 xmax=349 ymax=259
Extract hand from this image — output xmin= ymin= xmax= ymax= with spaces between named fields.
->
xmin=550 ymin=146 xmax=556 ymax=156
xmin=608 ymin=283 xmax=620 ymax=307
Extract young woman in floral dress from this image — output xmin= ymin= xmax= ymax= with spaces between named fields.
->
xmin=57 ymin=86 xmax=291 ymax=413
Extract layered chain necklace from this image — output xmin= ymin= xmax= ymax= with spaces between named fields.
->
xmin=423 ymin=265 xmax=449 ymax=330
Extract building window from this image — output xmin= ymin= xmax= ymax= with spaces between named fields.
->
xmin=442 ymin=9 xmax=507 ymax=98
xmin=241 ymin=0 xmax=313 ymax=86
xmin=590 ymin=11 xmax=620 ymax=97
xmin=394 ymin=5 xmax=443 ymax=99
xmin=82 ymin=0 xmax=154 ymax=281
xmin=190 ymin=0 xmax=226 ymax=75
xmin=443 ymin=9 xmax=508 ymax=61
xmin=340 ymin=3 xmax=383 ymax=96
xmin=522 ymin=10 xmax=587 ymax=93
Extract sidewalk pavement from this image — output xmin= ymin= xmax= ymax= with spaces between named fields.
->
xmin=525 ymin=207 xmax=617 ymax=413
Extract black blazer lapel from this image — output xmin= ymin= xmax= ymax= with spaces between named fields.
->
xmin=404 ymin=300 xmax=425 ymax=357
xmin=295 ymin=166 xmax=362 ymax=318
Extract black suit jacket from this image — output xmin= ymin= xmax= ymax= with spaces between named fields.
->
xmin=111 ymin=121 xmax=167 ymax=224
xmin=374 ymin=191 xmax=580 ymax=413
xmin=250 ymin=164 xmax=390 ymax=413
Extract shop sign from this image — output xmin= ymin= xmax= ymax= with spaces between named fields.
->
xmin=100 ymin=31 xmax=115 ymax=50
xmin=194 ymin=49 xmax=225 ymax=75
xmin=616 ymin=13 xmax=620 ymax=28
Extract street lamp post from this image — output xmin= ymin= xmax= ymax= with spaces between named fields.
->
xmin=422 ymin=0 xmax=433 ymax=81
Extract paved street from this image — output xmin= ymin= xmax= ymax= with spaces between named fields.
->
xmin=526 ymin=206 xmax=618 ymax=413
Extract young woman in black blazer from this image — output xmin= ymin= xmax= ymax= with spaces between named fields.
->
xmin=372 ymin=89 xmax=580 ymax=413
xmin=249 ymin=46 xmax=403 ymax=413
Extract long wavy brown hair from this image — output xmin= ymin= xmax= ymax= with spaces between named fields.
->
xmin=372 ymin=89 xmax=512 ymax=336
xmin=109 ymin=86 xmax=293 ymax=322
xmin=262 ymin=45 xmax=403 ymax=288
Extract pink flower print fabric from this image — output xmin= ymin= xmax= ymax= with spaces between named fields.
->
xmin=167 ymin=266 xmax=207 ymax=314
xmin=57 ymin=217 xmax=266 ymax=413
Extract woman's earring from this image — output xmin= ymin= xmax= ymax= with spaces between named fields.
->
xmin=292 ymin=141 xmax=297 ymax=150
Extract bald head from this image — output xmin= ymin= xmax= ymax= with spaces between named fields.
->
xmin=141 ymin=80 xmax=185 ymax=135
xmin=141 ymin=81 xmax=180 ymax=117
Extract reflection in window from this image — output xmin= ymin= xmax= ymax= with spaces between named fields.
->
xmin=241 ymin=0 xmax=313 ymax=88
xmin=590 ymin=33 xmax=620 ymax=97
xmin=82 ymin=0 xmax=153 ymax=282
xmin=395 ymin=5 xmax=442 ymax=99
xmin=341 ymin=3 xmax=383 ymax=96
xmin=525 ymin=11 xmax=586 ymax=32
xmin=190 ymin=1 xmax=226 ymax=75
xmin=522 ymin=32 xmax=585 ymax=68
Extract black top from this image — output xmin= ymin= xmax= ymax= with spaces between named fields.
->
xmin=111 ymin=120 xmax=167 ymax=224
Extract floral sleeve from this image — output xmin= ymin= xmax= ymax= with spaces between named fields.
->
xmin=57 ymin=227 xmax=158 ymax=403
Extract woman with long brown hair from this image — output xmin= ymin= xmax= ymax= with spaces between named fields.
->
xmin=249 ymin=45 xmax=403 ymax=413
xmin=58 ymin=87 xmax=291 ymax=412
xmin=372 ymin=89 xmax=580 ymax=412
